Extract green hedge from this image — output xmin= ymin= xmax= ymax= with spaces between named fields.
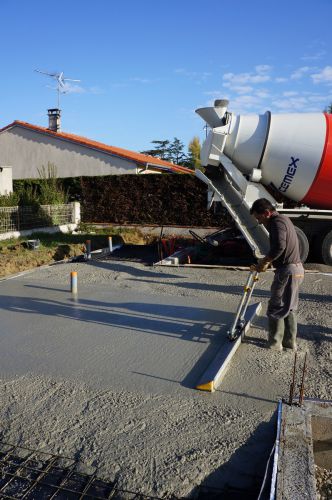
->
xmin=80 ymin=174 xmax=230 ymax=226
xmin=13 ymin=174 xmax=232 ymax=227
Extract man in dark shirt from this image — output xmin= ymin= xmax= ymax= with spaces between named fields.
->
xmin=250 ymin=198 xmax=304 ymax=350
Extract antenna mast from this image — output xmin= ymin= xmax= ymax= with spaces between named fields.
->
xmin=34 ymin=69 xmax=80 ymax=109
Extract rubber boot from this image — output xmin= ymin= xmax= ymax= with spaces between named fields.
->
xmin=267 ymin=317 xmax=284 ymax=351
xmin=283 ymin=311 xmax=297 ymax=350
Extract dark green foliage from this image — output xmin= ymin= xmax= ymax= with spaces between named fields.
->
xmin=60 ymin=177 xmax=83 ymax=201
xmin=80 ymin=174 xmax=231 ymax=227
xmin=36 ymin=164 xmax=67 ymax=204
xmin=141 ymin=140 xmax=170 ymax=159
xmin=13 ymin=179 xmax=40 ymax=206
xmin=13 ymin=163 xmax=67 ymax=206
xmin=141 ymin=137 xmax=191 ymax=167
xmin=324 ymin=103 xmax=332 ymax=113
xmin=0 ymin=192 xmax=20 ymax=207
xmin=13 ymin=176 xmax=83 ymax=205
xmin=13 ymin=173 xmax=233 ymax=227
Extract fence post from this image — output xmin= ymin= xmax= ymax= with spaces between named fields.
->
xmin=86 ymin=240 xmax=91 ymax=260
xmin=72 ymin=202 xmax=81 ymax=225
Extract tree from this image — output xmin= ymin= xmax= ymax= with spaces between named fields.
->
xmin=187 ymin=136 xmax=201 ymax=170
xmin=167 ymin=137 xmax=188 ymax=165
xmin=141 ymin=137 xmax=189 ymax=166
xmin=141 ymin=140 xmax=170 ymax=160
xmin=323 ymin=103 xmax=332 ymax=114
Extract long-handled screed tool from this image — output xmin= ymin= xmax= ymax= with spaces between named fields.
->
xmin=227 ymin=270 xmax=259 ymax=341
xmin=196 ymin=269 xmax=261 ymax=391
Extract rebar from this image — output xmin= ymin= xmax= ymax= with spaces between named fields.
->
xmin=298 ymin=352 xmax=308 ymax=406
xmin=0 ymin=440 xmax=161 ymax=499
xmin=288 ymin=352 xmax=297 ymax=406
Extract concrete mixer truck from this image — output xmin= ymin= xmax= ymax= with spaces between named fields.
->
xmin=195 ymin=99 xmax=332 ymax=265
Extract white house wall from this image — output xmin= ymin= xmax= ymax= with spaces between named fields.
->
xmin=0 ymin=126 xmax=136 ymax=179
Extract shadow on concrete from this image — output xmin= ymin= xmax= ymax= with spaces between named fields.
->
xmin=297 ymin=322 xmax=332 ymax=342
xmin=125 ymin=277 xmax=270 ymax=297
xmin=131 ymin=322 xmax=234 ymax=390
xmin=216 ymin=389 xmax=276 ymax=404
xmin=243 ymin=313 xmax=332 ymax=345
xmin=84 ymin=259 xmax=184 ymax=279
xmin=25 ymin=284 xmax=69 ymax=292
xmin=0 ymin=293 xmax=232 ymax=345
xmin=125 ymin=277 xmax=332 ymax=304
xmin=242 ymin=336 xmax=267 ymax=349
xmin=132 ymin=339 xmax=221 ymax=389
xmin=193 ymin=410 xmax=277 ymax=499
xmin=132 ymin=371 xmax=179 ymax=384
xmin=101 ymin=243 xmax=160 ymax=265
xmin=249 ymin=313 xmax=332 ymax=343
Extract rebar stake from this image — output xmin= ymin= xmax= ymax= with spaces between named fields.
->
xmin=288 ymin=352 xmax=297 ymax=406
xmin=299 ymin=352 xmax=308 ymax=406
xmin=86 ymin=240 xmax=91 ymax=260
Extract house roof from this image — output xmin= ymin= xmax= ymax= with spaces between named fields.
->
xmin=0 ymin=120 xmax=194 ymax=175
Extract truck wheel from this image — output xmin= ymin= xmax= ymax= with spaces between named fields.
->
xmin=295 ymin=226 xmax=309 ymax=263
xmin=322 ymin=230 xmax=332 ymax=266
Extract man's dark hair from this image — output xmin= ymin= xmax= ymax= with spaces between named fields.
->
xmin=250 ymin=198 xmax=275 ymax=214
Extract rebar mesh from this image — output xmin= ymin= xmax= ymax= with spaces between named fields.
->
xmin=0 ymin=442 xmax=247 ymax=499
xmin=0 ymin=204 xmax=73 ymax=234
xmin=0 ymin=442 xmax=163 ymax=499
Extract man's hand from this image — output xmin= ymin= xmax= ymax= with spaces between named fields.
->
xmin=251 ymin=257 xmax=271 ymax=273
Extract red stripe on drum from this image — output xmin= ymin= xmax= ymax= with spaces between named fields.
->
xmin=301 ymin=113 xmax=332 ymax=208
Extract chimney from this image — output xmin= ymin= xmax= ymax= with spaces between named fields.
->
xmin=47 ymin=108 xmax=61 ymax=132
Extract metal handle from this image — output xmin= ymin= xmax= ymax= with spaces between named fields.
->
xmin=227 ymin=270 xmax=259 ymax=340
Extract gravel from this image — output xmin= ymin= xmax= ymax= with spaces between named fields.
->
xmin=0 ymin=258 xmax=331 ymax=498
xmin=315 ymin=465 xmax=332 ymax=499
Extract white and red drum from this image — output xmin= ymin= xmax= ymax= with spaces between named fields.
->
xmin=222 ymin=111 xmax=332 ymax=209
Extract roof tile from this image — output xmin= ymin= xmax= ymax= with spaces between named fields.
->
xmin=0 ymin=121 xmax=193 ymax=175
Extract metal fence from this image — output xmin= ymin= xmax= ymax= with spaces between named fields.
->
xmin=0 ymin=204 xmax=74 ymax=234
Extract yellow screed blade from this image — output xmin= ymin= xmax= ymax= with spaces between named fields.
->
xmin=196 ymin=381 xmax=215 ymax=392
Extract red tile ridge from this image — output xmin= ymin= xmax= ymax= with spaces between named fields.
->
xmin=0 ymin=120 xmax=194 ymax=175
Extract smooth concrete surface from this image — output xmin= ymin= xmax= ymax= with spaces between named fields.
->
xmin=196 ymin=302 xmax=262 ymax=392
xmin=0 ymin=278 xmax=237 ymax=394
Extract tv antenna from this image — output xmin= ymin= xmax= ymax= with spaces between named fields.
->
xmin=34 ymin=69 xmax=81 ymax=108
xmin=203 ymin=123 xmax=209 ymax=139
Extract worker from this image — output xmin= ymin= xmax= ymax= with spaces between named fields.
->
xmin=250 ymin=198 xmax=304 ymax=351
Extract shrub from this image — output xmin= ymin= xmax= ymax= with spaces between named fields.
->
xmin=0 ymin=192 xmax=20 ymax=207
xmin=37 ymin=163 xmax=68 ymax=205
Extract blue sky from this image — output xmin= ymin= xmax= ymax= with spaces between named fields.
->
xmin=1 ymin=0 xmax=332 ymax=153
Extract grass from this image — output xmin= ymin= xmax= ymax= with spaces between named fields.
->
xmin=0 ymin=226 xmax=153 ymax=278
xmin=0 ymin=225 xmax=199 ymax=278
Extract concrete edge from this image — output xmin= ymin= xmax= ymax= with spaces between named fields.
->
xmin=276 ymin=400 xmax=332 ymax=499
xmin=196 ymin=302 xmax=262 ymax=392
xmin=154 ymin=247 xmax=195 ymax=266
xmin=0 ymin=223 xmax=78 ymax=241
xmin=0 ymin=245 xmax=117 ymax=282
xmin=270 ymin=399 xmax=283 ymax=500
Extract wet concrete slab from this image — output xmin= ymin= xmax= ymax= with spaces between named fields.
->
xmin=0 ymin=278 xmax=238 ymax=395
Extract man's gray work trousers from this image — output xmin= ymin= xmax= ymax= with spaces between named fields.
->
xmin=267 ymin=263 xmax=304 ymax=349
